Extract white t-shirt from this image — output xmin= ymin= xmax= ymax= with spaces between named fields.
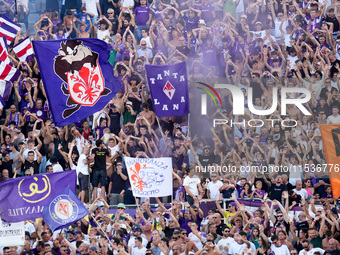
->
xmin=141 ymin=37 xmax=153 ymax=49
xmin=82 ymin=0 xmax=99 ymax=16
xmin=25 ymin=222 xmax=36 ymax=235
xmin=108 ymin=145 xmax=120 ymax=157
xmin=97 ymin=29 xmax=110 ymax=42
xmin=121 ymin=0 xmax=134 ymax=10
xmin=270 ymin=244 xmax=290 ymax=255
xmin=229 ymin=241 xmax=256 ymax=255
xmin=53 ymin=163 xmax=64 ymax=172
xmin=274 ymin=19 xmax=287 ymax=39
xmin=127 ymin=236 xmax=148 ymax=248
xmin=294 ymin=188 xmax=308 ymax=200
xmin=23 ymin=148 xmax=37 ymax=160
xmin=131 ymin=247 xmax=147 ymax=255
xmin=327 ymin=114 xmax=340 ymax=124
xmin=298 ymin=248 xmax=324 ymax=255
xmin=217 ymin=237 xmax=235 ymax=255
xmin=188 ymin=232 xmax=205 ymax=250
xmin=183 ymin=176 xmax=201 ymax=196
xmin=77 ymin=154 xmax=89 ymax=175
xmin=207 ymin=180 xmax=223 ymax=200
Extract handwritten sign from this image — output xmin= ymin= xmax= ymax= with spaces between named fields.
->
xmin=124 ymin=157 xmax=173 ymax=197
xmin=0 ymin=216 xmax=25 ymax=246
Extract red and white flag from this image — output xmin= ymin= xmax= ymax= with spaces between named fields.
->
xmin=0 ymin=62 xmax=20 ymax=82
xmin=13 ymin=37 xmax=34 ymax=62
xmin=0 ymin=15 xmax=20 ymax=45
xmin=0 ymin=37 xmax=10 ymax=65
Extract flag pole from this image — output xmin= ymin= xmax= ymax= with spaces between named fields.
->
xmin=90 ymin=215 xmax=114 ymax=246
xmin=156 ymin=117 xmax=165 ymax=141
xmin=14 ymin=0 xmax=18 ymax=22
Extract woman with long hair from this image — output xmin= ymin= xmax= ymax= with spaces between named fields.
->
xmin=241 ymin=182 xmax=252 ymax=199
xmin=250 ymin=227 xmax=260 ymax=249
xmin=256 ymin=226 xmax=271 ymax=255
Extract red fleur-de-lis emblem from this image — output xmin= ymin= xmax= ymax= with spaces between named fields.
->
xmin=57 ymin=202 xmax=69 ymax=217
xmin=67 ymin=61 xmax=105 ymax=106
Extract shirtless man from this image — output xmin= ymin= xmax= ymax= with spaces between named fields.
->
xmin=73 ymin=17 xmax=92 ymax=38
xmin=138 ymin=102 xmax=155 ymax=126
xmin=286 ymin=104 xmax=301 ymax=120
xmin=4 ymin=105 xmax=24 ymax=129
xmin=63 ymin=9 xmax=75 ymax=35
xmin=245 ymin=49 xmax=265 ymax=77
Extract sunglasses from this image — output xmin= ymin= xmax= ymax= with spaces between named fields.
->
xmin=141 ymin=44 xmax=146 ymax=46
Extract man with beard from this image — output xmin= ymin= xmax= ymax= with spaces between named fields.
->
xmin=217 ymin=226 xmax=234 ymax=255
xmin=4 ymin=104 xmax=24 ymax=128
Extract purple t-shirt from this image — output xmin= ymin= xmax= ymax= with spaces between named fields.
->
xmin=201 ymin=44 xmax=217 ymax=66
xmin=200 ymin=3 xmax=214 ymax=23
xmin=133 ymin=6 xmax=151 ymax=26
xmin=31 ymin=105 xmax=47 ymax=120
xmin=236 ymin=184 xmax=243 ymax=197
xmin=183 ymin=15 xmax=199 ymax=31
xmin=253 ymin=189 xmax=265 ymax=198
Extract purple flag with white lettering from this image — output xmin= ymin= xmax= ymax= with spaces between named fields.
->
xmin=0 ymin=171 xmax=76 ymax=223
xmin=145 ymin=62 xmax=189 ymax=117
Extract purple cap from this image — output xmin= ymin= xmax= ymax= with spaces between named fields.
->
xmin=24 ymin=92 xmax=29 ymax=96
xmin=230 ymin=202 xmax=237 ymax=209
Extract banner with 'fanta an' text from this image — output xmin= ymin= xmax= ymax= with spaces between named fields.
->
xmin=124 ymin=157 xmax=173 ymax=197
xmin=320 ymin=124 xmax=340 ymax=199
xmin=0 ymin=171 xmax=76 ymax=222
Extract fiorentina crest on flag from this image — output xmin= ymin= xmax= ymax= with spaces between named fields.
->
xmin=163 ymin=81 xmax=175 ymax=100
xmin=43 ymin=186 xmax=88 ymax=231
xmin=145 ymin=62 xmax=189 ymax=117
xmin=32 ymin=39 xmax=119 ymax=126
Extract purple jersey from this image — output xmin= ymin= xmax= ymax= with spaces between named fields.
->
xmin=200 ymin=3 xmax=214 ymax=23
xmin=183 ymin=15 xmax=199 ymax=31
xmin=133 ymin=6 xmax=151 ymax=26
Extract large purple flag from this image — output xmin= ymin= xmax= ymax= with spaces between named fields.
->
xmin=0 ymin=171 xmax=76 ymax=222
xmin=32 ymin=39 xmax=119 ymax=127
xmin=145 ymin=62 xmax=190 ymax=117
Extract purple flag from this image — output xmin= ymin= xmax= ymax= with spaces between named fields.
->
xmin=0 ymin=171 xmax=76 ymax=222
xmin=32 ymin=39 xmax=119 ymax=127
xmin=145 ymin=62 xmax=190 ymax=117
xmin=43 ymin=186 xmax=89 ymax=232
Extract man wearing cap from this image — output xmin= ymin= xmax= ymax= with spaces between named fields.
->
xmin=111 ymin=202 xmax=128 ymax=222
xmin=216 ymin=194 xmax=237 ymax=228
xmin=89 ymin=245 xmax=100 ymax=255
xmin=123 ymin=101 xmax=138 ymax=125
xmin=108 ymin=162 xmax=127 ymax=205
xmin=128 ymin=225 xmax=148 ymax=253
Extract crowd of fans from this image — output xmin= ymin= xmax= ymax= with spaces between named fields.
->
xmin=1 ymin=0 xmax=340 ymax=254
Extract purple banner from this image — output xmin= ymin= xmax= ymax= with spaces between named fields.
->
xmin=145 ymin=62 xmax=190 ymax=117
xmin=0 ymin=171 xmax=77 ymax=222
